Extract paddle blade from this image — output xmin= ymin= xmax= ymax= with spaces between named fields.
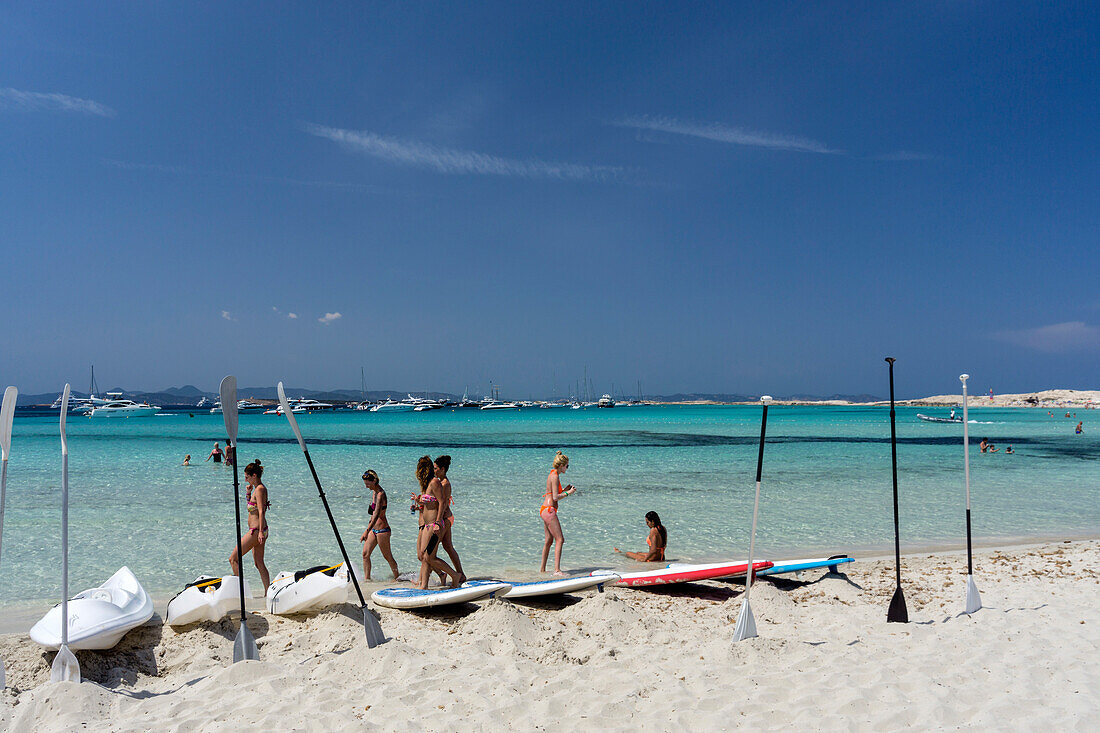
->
xmin=965 ymin=575 xmax=982 ymax=614
xmin=363 ymin=607 xmax=385 ymax=649
xmin=233 ymin=619 xmax=260 ymax=663
xmin=219 ymin=376 xmax=239 ymax=443
xmin=276 ymin=382 xmax=307 ymax=452
xmin=0 ymin=386 xmax=16 ymax=460
xmin=50 ymin=644 xmax=80 ymax=683
xmin=59 ymin=385 xmax=70 ymax=454
xmin=887 ymin=585 xmax=909 ymax=623
xmin=732 ymin=599 xmax=757 ymax=642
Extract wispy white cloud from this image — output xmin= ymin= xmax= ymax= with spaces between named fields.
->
xmin=994 ymin=321 xmax=1100 ymax=353
xmin=221 ymin=310 xmax=236 ymax=322
xmin=0 ymin=87 xmax=116 ymax=118
xmin=304 ymin=124 xmax=622 ymax=181
xmin=287 ymin=312 xmax=298 ymax=319
xmin=612 ymin=115 xmax=840 ymax=154
xmin=318 ymin=312 xmax=342 ymax=325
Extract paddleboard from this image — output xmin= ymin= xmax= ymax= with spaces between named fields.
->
xmin=371 ymin=580 xmax=512 ymax=609
xmin=166 ymin=574 xmax=251 ymax=626
xmin=590 ymin=561 xmax=773 ymax=587
xmin=756 ymin=556 xmax=854 ymax=576
xmin=502 ymin=574 xmax=619 ymax=599
xmin=267 ymin=563 xmax=351 ymax=616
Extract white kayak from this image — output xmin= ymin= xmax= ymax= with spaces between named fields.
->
xmin=502 ymin=573 xmax=619 ymax=599
xmin=266 ymin=563 xmax=351 ymax=616
xmin=372 ymin=580 xmax=512 ymax=609
xmin=30 ymin=566 xmax=155 ymax=651
xmin=165 ymin=575 xmax=251 ymax=626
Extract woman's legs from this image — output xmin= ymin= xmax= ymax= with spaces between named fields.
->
xmin=375 ymin=531 xmax=400 ymax=580
xmin=252 ymin=534 xmax=270 ymax=590
xmin=361 ymin=531 xmax=378 ymax=580
xmin=546 ymin=514 xmax=565 ymax=574
xmin=230 ymin=531 xmax=260 ymax=581
xmin=540 ymin=515 xmax=553 ymax=572
xmin=417 ymin=526 xmax=458 ymax=589
xmin=436 ymin=522 xmax=465 ymax=584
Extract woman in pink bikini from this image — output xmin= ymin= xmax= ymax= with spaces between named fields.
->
xmin=229 ymin=460 xmax=271 ymax=591
xmin=411 ymin=456 xmax=460 ymax=589
xmin=359 ymin=469 xmax=399 ymax=580
xmin=432 ymin=456 xmax=466 ymax=585
xmin=540 ymin=451 xmax=576 ymax=575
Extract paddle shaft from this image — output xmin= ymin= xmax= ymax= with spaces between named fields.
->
xmin=302 ymin=448 xmax=367 ymax=607
xmin=744 ymin=403 xmax=768 ymax=600
xmin=887 ymin=358 xmax=902 ymax=589
xmin=961 ymin=377 xmax=973 ymax=575
xmin=1 ymin=460 xmax=7 ymax=567
xmin=230 ymin=441 xmax=247 ymax=622
xmin=61 ymin=447 xmax=69 ymax=648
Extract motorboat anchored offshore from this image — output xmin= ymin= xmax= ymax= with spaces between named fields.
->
xmin=30 ymin=566 xmax=155 ymax=650
xmin=87 ymin=393 xmax=161 ymax=418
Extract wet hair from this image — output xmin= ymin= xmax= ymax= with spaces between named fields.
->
xmin=245 ymin=461 xmax=264 ymax=478
xmin=552 ymin=451 xmax=569 ymax=469
xmin=434 ymin=455 xmax=451 ymax=473
xmin=415 ymin=456 xmax=435 ymax=490
xmin=645 ymin=511 xmax=667 ymax=545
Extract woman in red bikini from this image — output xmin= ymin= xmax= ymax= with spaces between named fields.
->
xmin=540 ymin=451 xmax=576 ymax=575
xmin=614 ymin=511 xmax=667 ymax=562
xmin=411 ymin=456 xmax=460 ymax=590
xmin=359 ymin=469 xmax=399 ymax=581
xmin=229 ymin=460 xmax=271 ymax=591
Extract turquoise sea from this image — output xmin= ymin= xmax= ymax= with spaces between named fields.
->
xmin=1 ymin=405 xmax=1096 ymax=609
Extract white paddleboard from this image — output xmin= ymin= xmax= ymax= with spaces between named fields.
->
xmin=371 ymin=580 xmax=512 ymax=609
xmin=502 ymin=574 xmax=619 ymax=599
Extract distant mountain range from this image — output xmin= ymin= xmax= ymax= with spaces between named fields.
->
xmin=15 ymin=386 xmax=882 ymax=406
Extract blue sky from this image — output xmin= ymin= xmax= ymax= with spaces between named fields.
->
xmin=1 ymin=2 xmax=1097 ymax=398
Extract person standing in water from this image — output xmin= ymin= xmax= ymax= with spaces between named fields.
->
xmin=433 ymin=455 xmax=466 ymax=585
xmin=411 ymin=456 xmax=460 ymax=589
xmin=182 ymin=454 xmax=192 ymax=466
xmin=229 ymin=460 xmax=270 ymax=591
xmin=205 ymin=442 xmax=223 ymax=464
xmin=540 ymin=451 xmax=576 ymax=575
xmin=359 ymin=469 xmax=399 ymax=580
xmin=614 ymin=511 xmax=667 ymax=562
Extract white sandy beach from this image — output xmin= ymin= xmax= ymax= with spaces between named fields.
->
xmin=1 ymin=540 xmax=1097 ymax=731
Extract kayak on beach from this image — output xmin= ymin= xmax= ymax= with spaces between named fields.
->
xmin=29 ymin=566 xmax=154 ymax=651
xmin=371 ymin=580 xmax=512 ymax=609
xmin=165 ymin=575 xmax=251 ymax=626
xmin=266 ymin=563 xmax=352 ymax=616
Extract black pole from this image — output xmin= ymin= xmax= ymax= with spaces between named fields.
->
xmin=966 ymin=509 xmax=973 ymax=576
xmin=885 ymin=357 xmax=909 ymax=623
xmin=756 ymin=405 xmax=768 ymax=483
xmin=229 ymin=441 xmax=247 ymax=623
xmin=302 ymin=449 xmax=368 ymax=607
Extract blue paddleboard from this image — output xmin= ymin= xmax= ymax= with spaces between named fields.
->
xmin=755 ymin=556 xmax=854 ymax=577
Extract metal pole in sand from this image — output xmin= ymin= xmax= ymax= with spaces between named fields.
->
xmin=734 ymin=395 xmax=771 ymax=642
xmin=960 ymin=374 xmax=982 ymax=614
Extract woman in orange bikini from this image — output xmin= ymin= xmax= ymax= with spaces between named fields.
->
xmin=540 ymin=451 xmax=576 ymax=575
xmin=432 ymin=455 xmax=466 ymax=585
xmin=614 ymin=511 xmax=667 ymax=562
xmin=229 ymin=460 xmax=271 ymax=591
xmin=411 ymin=456 xmax=461 ymax=590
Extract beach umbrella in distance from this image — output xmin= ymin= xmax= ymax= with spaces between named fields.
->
xmin=220 ymin=376 xmax=259 ymax=663
xmin=734 ymin=395 xmax=771 ymax=642
xmin=960 ymin=374 xmax=982 ymax=614
xmin=0 ymin=385 xmax=17 ymax=689
xmin=51 ymin=384 xmax=81 ymax=682
xmin=277 ymin=382 xmax=385 ymax=648
xmin=885 ymin=358 xmax=909 ymax=623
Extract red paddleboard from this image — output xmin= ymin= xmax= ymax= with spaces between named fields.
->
xmin=590 ymin=560 xmax=773 ymax=587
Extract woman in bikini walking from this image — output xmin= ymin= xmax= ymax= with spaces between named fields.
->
xmin=411 ymin=456 xmax=461 ymax=590
xmin=540 ymin=450 xmax=576 ymax=575
xmin=229 ymin=460 xmax=271 ymax=591
xmin=359 ymin=469 xmax=400 ymax=580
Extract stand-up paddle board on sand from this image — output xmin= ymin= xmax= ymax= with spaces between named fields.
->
xmin=590 ymin=561 xmax=773 ymax=587
xmin=668 ymin=555 xmax=854 ymax=579
xmin=502 ymin=574 xmax=619 ymax=599
xmin=372 ymin=580 xmax=512 ymax=609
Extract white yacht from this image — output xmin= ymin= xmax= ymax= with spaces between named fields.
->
xmin=480 ymin=401 xmax=520 ymax=410
xmin=87 ymin=394 xmax=161 ymax=418
xmin=370 ymin=400 xmax=415 ymax=412
xmin=597 ymin=394 xmax=616 ymax=408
